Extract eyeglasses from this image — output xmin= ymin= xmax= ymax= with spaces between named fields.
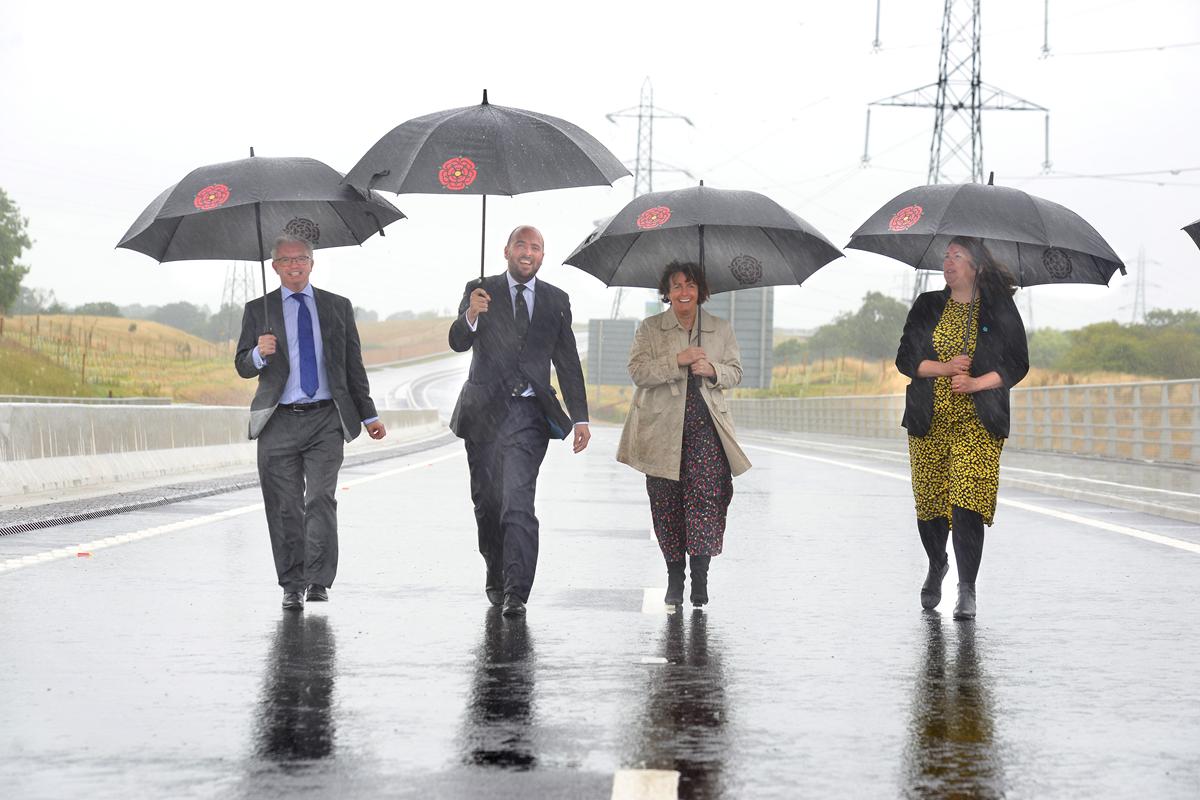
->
xmin=274 ymin=256 xmax=312 ymax=267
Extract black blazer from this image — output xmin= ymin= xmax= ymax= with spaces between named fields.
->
xmin=235 ymin=288 xmax=377 ymax=441
xmin=895 ymin=287 xmax=1029 ymax=439
xmin=447 ymin=274 xmax=589 ymax=442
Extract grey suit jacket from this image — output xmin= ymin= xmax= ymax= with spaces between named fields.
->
xmin=235 ymin=287 xmax=377 ymax=441
xmin=447 ymin=274 xmax=588 ymax=442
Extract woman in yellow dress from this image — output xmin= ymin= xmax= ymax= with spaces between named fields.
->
xmin=896 ymin=236 xmax=1029 ymax=619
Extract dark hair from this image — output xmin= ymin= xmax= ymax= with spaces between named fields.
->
xmin=657 ymin=261 xmax=711 ymax=305
xmin=948 ymin=236 xmax=1017 ymax=297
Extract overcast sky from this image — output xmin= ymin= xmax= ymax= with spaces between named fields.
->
xmin=2 ymin=0 xmax=1197 ymax=332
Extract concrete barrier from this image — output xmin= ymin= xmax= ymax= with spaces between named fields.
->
xmin=0 ymin=404 xmax=442 ymax=500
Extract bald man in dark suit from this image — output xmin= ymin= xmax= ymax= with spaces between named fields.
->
xmin=449 ymin=225 xmax=590 ymax=617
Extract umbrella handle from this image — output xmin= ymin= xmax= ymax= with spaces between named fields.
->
xmin=962 ymin=266 xmax=980 ymax=356
xmin=480 ymin=195 xmax=487 ymax=279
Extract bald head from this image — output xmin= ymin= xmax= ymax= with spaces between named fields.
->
xmin=507 ymin=225 xmax=542 ymax=247
xmin=504 ymin=225 xmax=545 ymax=284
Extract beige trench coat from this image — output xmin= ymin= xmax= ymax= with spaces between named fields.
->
xmin=616 ymin=309 xmax=752 ymax=481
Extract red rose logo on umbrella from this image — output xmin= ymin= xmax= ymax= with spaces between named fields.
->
xmin=729 ymin=254 xmax=763 ymax=285
xmin=888 ymin=205 xmax=923 ymax=232
xmin=1042 ymin=247 xmax=1073 ymax=279
xmin=194 ymin=184 xmax=230 ymax=210
xmin=636 ymin=206 xmax=671 ymax=230
xmin=439 ymin=157 xmax=478 ymax=191
xmin=285 ymin=218 xmax=320 ymax=245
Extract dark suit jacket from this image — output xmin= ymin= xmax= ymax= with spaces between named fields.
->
xmin=447 ymin=274 xmax=589 ymax=442
xmin=235 ymin=288 xmax=377 ymax=442
xmin=895 ymin=287 xmax=1029 ymax=439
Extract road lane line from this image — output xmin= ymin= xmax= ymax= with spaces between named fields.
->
xmin=641 ymin=587 xmax=675 ymax=614
xmin=611 ymin=769 xmax=679 ymax=800
xmin=744 ymin=443 xmax=1200 ymax=555
xmin=340 ymin=451 xmax=463 ymax=487
xmin=0 ymin=451 xmax=467 ymax=577
xmin=999 ymin=498 xmax=1200 ymax=554
xmin=745 ymin=434 xmax=1200 ymax=501
xmin=0 ymin=503 xmax=263 ymax=575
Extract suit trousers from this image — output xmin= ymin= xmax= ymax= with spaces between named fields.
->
xmin=465 ymin=396 xmax=550 ymax=603
xmin=257 ymin=404 xmax=345 ymax=592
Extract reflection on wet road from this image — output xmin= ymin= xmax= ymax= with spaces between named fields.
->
xmin=254 ymin=614 xmax=337 ymax=764
xmin=627 ymin=611 xmax=728 ymax=799
xmin=460 ymin=611 xmax=538 ymax=770
xmin=903 ymin=614 xmax=1002 ymax=800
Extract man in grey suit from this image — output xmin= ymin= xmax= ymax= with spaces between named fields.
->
xmin=236 ymin=235 xmax=386 ymax=610
xmin=449 ymin=225 xmax=589 ymax=617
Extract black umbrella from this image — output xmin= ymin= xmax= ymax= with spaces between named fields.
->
xmin=343 ymin=90 xmax=630 ymax=277
xmin=118 ymin=151 xmax=405 ymax=330
xmin=564 ymin=182 xmax=844 ymax=295
xmin=1183 ymin=218 xmax=1200 ymax=250
xmin=845 ymin=177 xmax=1125 ymax=287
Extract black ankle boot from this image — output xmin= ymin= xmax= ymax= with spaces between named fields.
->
xmin=953 ymin=582 xmax=977 ymax=619
xmin=920 ymin=558 xmax=949 ymax=610
xmin=664 ymin=560 xmax=686 ymax=606
xmin=689 ymin=555 xmax=711 ymax=606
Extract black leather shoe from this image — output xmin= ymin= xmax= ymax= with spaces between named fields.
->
xmin=953 ymin=582 xmax=977 ymax=620
xmin=501 ymin=593 xmax=526 ymax=617
xmin=920 ymin=559 xmax=949 ymax=609
xmin=306 ymin=584 xmax=328 ymax=602
xmin=282 ymin=591 xmax=304 ymax=610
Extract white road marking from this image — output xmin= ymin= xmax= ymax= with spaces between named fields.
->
xmin=0 ymin=504 xmax=262 ymax=575
xmin=746 ymin=434 xmax=1200 ymax=501
xmin=0 ymin=451 xmax=466 ymax=576
xmin=611 ymin=770 xmax=680 ymax=800
xmin=642 ymin=587 xmax=675 ymax=614
xmin=744 ymin=443 xmax=1200 ymax=555
xmin=1000 ymin=497 xmax=1200 ymax=555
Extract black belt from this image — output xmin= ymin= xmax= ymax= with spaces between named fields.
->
xmin=278 ymin=399 xmax=333 ymax=413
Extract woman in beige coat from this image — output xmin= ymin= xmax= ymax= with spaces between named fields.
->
xmin=616 ymin=262 xmax=752 ymax=608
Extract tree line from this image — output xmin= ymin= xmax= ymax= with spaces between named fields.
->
xmin=776 ymin=293 xmax=1200 ymax=381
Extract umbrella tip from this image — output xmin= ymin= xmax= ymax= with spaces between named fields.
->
xmin=987 ymin=171 xmax=994 ymax=185
xmin=250 ymin=146 xmax=255 ymax=157
xmin=482 ymin=89 xmax=489 ymax=105
xmin=699 ymin=179 xmax=704 ymax=187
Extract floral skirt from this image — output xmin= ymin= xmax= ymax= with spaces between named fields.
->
xmin=646 ymin=379 xmax=733 ymax=560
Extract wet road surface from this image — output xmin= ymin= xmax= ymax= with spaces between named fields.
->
xmin=2 ymin=423 xmax=1199 ymax=799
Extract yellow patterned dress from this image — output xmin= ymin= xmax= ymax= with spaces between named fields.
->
xmin=908 ymin=300 xmax=1004 ymax=525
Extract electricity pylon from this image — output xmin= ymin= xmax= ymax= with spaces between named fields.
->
xmin=862 ymin=0 xmax=1051 ymax=299
xmin=217 ymin=262 xmax=257 ymax=342
xmin=606 ymin=78 xmax=693 ymax=317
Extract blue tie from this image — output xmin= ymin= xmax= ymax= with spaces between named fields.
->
xmin=292 ymin=293 xmax=318 ymax=398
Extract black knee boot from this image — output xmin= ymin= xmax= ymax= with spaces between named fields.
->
xmin=951 ymin=505 xmax=985 ymax=619
xmin=689 ymin=555 xmax=711 ymax=607
xmin=917 ymin=517 xmax=950 ymax=609
xmin=664 ymin=560 xmax=686 ymax=606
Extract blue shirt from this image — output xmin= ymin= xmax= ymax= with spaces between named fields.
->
xmin=254 ymin=285 xmax=378 ymax=423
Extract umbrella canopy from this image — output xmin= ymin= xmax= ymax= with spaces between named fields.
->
xmin=1183 ymin=218 xmax=1200 ymax=250
xmin=564 ymin=183 xmax=844 ymax=295
xmin=846 ymin=181 xmax=1125 ymax=286
xmin=343 ymin=91 xmax=629 ymax=196
xmin=117 ymin=155 xmax=405 ymax=263
xmin=343 ymin=90 xmax=629 ymax=277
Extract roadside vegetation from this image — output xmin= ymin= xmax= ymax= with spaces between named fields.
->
xmin=585 ymin=295 xmax=1199 ymax=424
xmin=0 ymin=313 xmax=454 ymax=404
